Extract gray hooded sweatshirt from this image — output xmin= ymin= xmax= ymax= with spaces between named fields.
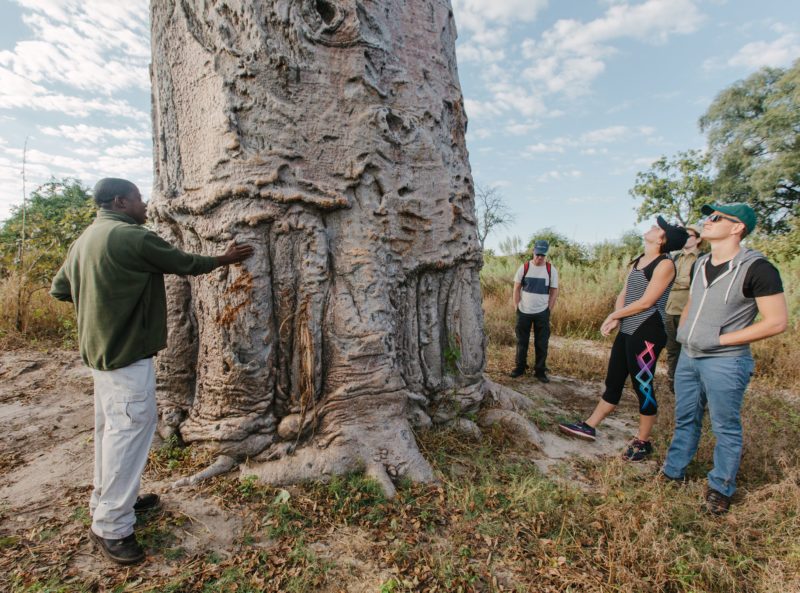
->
xmin=677 ymin=248 xmax=765 ymax=358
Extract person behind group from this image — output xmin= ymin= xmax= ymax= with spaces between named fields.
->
xmin=510 ymin=239 xmax=559 ymax=383
xmin=662 ymin=203 xmax=787 ymax=514
xmin=663 ymin=224 xmax=703 ymax=392
xmin=559 ymin=217 xmax=688 ymax=461
xmin=50 ymin=178 xmax=255 ymax=565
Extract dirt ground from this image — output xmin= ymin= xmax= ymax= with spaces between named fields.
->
xmin=0 ymin=348 xmax=645 ymax=590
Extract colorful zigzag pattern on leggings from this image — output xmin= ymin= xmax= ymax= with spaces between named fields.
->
xmin=635 ymin=340 xmax=657 ymax=413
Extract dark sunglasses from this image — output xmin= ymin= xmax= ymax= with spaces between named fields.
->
xmin=707 ymin=213 xmax=740 ymax=225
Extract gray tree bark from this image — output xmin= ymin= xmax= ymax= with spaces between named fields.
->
xmin=150 ymin=0 xmax=538 ymax=495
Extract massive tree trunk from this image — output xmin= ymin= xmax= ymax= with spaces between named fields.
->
xmin=150 ymin=0 xmax=538 ymax=495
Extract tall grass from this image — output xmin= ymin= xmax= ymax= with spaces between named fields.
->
xmin=1 ymin=251 xmax=797 ymax=389
xmin=481 ymin=255 xmax=624 ymax=343
xmin=482 ymin=253 xmax=800 ymax=390
xmin=0 ymin=274 xmax=75 ymax=349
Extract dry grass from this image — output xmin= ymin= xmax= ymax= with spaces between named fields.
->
xmin=2 ymin=256 xmax=799 ymax=592
xmin=5 ymin=412 xmax=799 ymax=593
xmin=0 ymin=274 xmax=75 ymax=349
xmin=482 ymin=255 xmax=800 ymax=391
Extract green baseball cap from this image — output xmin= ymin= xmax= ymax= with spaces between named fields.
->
xmin=701 ymin=202 xmax=757 ymax=235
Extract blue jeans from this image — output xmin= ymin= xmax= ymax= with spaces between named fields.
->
xmin=662 ymin=352 xmax=754 ymax=497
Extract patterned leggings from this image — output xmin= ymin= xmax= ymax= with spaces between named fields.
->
xmin=602 ymin=313 xmax=666 ymax=416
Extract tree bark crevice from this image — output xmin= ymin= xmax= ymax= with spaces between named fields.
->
xmin=151 ymin=0 xmax=529 ymax=497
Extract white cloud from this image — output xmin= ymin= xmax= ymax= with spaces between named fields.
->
xmin=453 ymin=0 xmax=548 ymax=36
xmin=536 ymin=169 xmax=582 ymax=182
xmin=522 ymin=0 xmax=704 ymax=96
xmin=580 ymin=125 xmax=631 ymax=144
xmin=0 ymin=64 xmax=147 ymax=122
xmin=522 ymin=142 xmax=565 ymax=155
xmin=457 ymin=43 xmax=506 ymax=64
xmin=631 ymin=156 xmax=659 ymax=167
xmin=727 ymin=33 xmax=800 ymax=70
xmin=505 ymin=121 xmax=541 ymax=136
xmin=1 ymin=1 xmax=149 ymax=94
xmin=0 ymin=143 xmax=152 ymax=222
xmin=453 ymin=0 xmax=547 ymax=68
xmin=39 ymin=124 xmax=150 ymax=144
xmin=467 ymin=127 xmax=493 ymax=140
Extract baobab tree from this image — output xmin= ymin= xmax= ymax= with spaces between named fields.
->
xmin=150 ymin=0 xmax=542 ymax=495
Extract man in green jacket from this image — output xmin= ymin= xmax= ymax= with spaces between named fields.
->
xmin=51 ymin=178 xmax=254 ymax=565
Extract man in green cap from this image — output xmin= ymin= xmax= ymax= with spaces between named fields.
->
xmin=51 ymin=178 xmax=254 ymax=564
xmin=662 ymin=202 xmax=787 ymax=515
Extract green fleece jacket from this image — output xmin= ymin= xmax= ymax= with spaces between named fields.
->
xmin=50 ymin=210 xmax=218 ymax=370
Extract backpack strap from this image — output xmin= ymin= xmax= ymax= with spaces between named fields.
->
xmin=523 ymin=261 xmax=553 ymax=286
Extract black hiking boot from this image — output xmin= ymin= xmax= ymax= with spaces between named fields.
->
xmin=134 ymin=493 xmax=161 ymax=514
xmin=89 ymin=529 xmax=145 ymax=565
xmin=622 ymin=438 xmax=653 ymax=462
xmin=705 ymin=488 xmax=732 ymax=515
xmin=509 ymin=367 xmax=526 ymax=378
xmin=535 ymin=372 xmax=550 ymax=383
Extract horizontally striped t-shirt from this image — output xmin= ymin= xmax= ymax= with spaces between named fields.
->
xmin=619 ymin=254 xmax=673 ymax=335
xmin=514 ymin=262 xmax=559 ymax=314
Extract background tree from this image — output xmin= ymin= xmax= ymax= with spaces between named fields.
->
xmin=0 ymin=178 xmax=93 ymax=334
xmin=0 ymin=178 xmax=94 ymax=284
xmin=474 ymin=184 xmax=512 ymax=250
xmin=590 ymin=230 xmax=643 ymax=266
xmin=700 ymin=60 xmax=800 ymax=233
xmin=629 ymin=149 xmax=712 ymax=226
xmin=150 ymin=0 xmax=542 ymax=494
xmin=526 ymin=228 xmax=587 ymax=266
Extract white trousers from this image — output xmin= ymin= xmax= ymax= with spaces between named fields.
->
xmin=90 ymin=358 xmax=157 ymax=539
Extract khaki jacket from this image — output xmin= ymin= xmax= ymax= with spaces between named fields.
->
xmin=665 ymin=250 xmax=699 ymax=315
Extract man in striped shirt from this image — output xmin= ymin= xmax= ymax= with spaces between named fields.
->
xmin=511 ymin=240 xmax=559 ymax=382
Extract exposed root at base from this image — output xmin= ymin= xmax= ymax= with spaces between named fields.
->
xmin=165 ymin=381 xmax=548 ymax=493
xmin=171 ymin=454 xmax=237 ymax=488
xmin=479 ymin=409 xmax=545 ymax=450
xmin=240 ymin=431 xmax=437 ymax=498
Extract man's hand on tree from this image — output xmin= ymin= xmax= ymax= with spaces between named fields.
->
xmin=217 ymin=242 xmax=255 ymax=266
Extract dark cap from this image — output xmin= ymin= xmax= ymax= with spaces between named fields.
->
xmin=533 ymin=240 xmax=549 ymax=255
xmin=93 ymin=178 xmax=138 ymax=206
xmin=656 ymin=216 xmax=689 ymax=252
xmin=701 ymin=202 xmax=757 ymax=235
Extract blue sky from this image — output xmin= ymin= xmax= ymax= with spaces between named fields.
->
xmin=0 ymin=0 xmax=798 ymax=251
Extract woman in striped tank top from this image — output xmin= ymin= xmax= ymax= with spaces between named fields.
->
xmin=559 ymin=217 xmax=688 ymax=461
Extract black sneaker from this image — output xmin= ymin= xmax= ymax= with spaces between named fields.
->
xmin=509 ymin=368 xmax=526 ymax=378
xmin=558 ymin=421 xmax=596 ymax=441
xmin=705 ymin=488 xmax=731 ymax=515
xmin=622 ymin=438 xmax=653 ymax=462
xmin=89 ymin=529 xmax=145 ymax=565
xmin=134 ymin=493 xmax=161 ymax=514
xmin=535 ymin=373 xmax=550 ymax=383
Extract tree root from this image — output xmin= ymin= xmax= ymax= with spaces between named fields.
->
xmin=165 ymin=380 xmax=548 ymax=493
xmin=482 ymin=377 xmax=536 ymax=414
xmin=479 ymin=378 xmax=545 ymax=450
xmin=478 ymin=408 xmax=545 ymax=450
xmin=240 ymin=423 xmax=437 ymax=498
xmin=171 ymin=454 xmax=238 ymax=488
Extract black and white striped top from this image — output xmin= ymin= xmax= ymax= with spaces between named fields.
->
xmin=619 ymin=254 xmax=673 ymax=335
